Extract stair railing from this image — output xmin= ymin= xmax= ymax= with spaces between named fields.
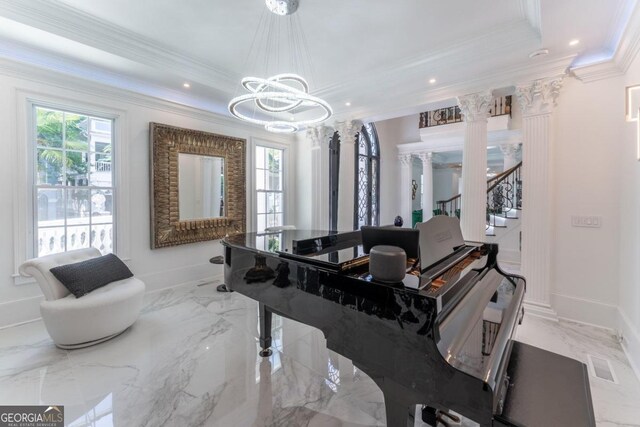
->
xmin=435 ymin=193 xmax=461 ymax=218
xmin=434 ymin=162 xmax=522 ymax=233
xmin=486 ymin=162 xmax=522 ymax=233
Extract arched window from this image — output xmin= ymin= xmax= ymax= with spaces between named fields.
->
xmin=354 ymin=123 xmax=380 ymax=229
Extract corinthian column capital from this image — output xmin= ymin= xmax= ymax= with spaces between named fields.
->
xmin=456 ymin=91 xmax=493 ymax=122
xmin=398 ymin=154 xmax=413 ymax=166
xmin=307 ymin=125 xmax=333 ymax=148
xmin=417 ymin=151 xmax=433 ymax=164
xmin=515 ymin=77 xmax=563 ymax=116
xmin=334 ymin=120 xmax=361 ymax=144
xmin=499 ymin=143 xmax=520 ymax=157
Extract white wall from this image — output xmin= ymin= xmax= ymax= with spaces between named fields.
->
xmin=551 ymin=75 xmax=624 ymax=328
xmin=388 ymin=114 xmax=421 ymax=144
xmin=0 ymin=60 xmax=293 ymax=328
xmin=433 ymin=167 xmax=460 ymax=204
xmin=619 ymin=52 xmax=640 ymax=375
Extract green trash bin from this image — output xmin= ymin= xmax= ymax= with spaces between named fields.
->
xmin=412 ymin=209 xmax=423 ymax=228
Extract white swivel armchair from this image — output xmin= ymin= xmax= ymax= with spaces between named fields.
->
xmin=19 ymin=248 xmax=145 ymax=349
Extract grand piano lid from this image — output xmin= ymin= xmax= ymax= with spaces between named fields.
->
xmin=222 ymin=230 xmax=367 ymax=271
xmin=416 ymin=216 xmax=466 ymax=269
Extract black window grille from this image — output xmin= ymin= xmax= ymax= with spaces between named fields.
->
xmin=328 ymin=131 xmax=340 ymax=231
xmin=354 ymin=123 xmax=380 ymax=229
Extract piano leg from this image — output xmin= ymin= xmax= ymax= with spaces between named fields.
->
xmin=382 ymin=396 xmax=415 ymax=427
xmin=258 ymin=303 xmax=273 ymax=357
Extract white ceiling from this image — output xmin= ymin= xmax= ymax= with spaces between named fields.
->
xmin=0 ymin=0 xmax=636 ymax=125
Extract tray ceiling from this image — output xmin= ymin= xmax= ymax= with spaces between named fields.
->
xmin=0 ymin=0 xmax=635 ymax=124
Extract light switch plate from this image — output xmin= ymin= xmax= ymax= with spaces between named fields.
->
xmin=571 ymin=215 xmax=602 ymax=228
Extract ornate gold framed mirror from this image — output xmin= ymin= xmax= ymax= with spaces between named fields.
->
xmin=150 ymin=122 xmax=246 ymax=248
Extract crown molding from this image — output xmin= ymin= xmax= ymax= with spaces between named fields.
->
xmin=0 ymin=38 xmax=226 ymax=113
xmin=0 ymin=56 xmax=293 ymax=143
xmin=0 ymin=0 xmax=238 ymax=88
xmin=572 ymin=1 xmax=640 ymax=83
xmin=571 ymin=60 xmax=624 ymax=83
xmin=616 ymin=0 xmax=640 ymax=71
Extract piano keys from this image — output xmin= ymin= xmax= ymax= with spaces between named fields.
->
xmin=221 ymin=216 xmax=595 ymax=426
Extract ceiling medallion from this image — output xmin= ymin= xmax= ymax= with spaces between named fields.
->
xmin=228 ymin=0 xmax=332 ymax=133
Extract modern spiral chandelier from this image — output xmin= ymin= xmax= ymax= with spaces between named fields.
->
xmin=228 ymin=0 xmax=332 ymax=133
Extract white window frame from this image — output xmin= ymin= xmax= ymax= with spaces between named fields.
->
xmin=12 ymin=91 xmax=129 ymax=284
xmin=249 ymin=138 xmax=292 ymax=233
xmin=32 ymin=105 xmax=116 ymax=257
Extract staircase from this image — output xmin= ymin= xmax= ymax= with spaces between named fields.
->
xmin=435 ymin=162 xmax=522 ymax=262
xmin=485 ymin=161 xmax=522 ymax=235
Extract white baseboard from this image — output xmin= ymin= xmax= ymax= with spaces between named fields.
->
xmin=551 ymin=292 xmax=619 ymax=330
xmin=0 ymin=295 xmax=43 ymax=330
xmin=0 ymin=262 xmax=223 ymax=329
xmin=523 ymin=300 xmax=559 ymax=321
xmin=618 ymin=308 xmax=640 ymax=382
xmin=137 ymin=262 xmax=223 ymax=293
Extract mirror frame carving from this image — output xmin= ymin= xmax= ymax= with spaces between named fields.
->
xmin=150 ymin=122 xmax=246 ymax=248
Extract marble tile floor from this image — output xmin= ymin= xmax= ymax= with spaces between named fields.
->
xmin=0 ymin=280 xmax=638 ymax=427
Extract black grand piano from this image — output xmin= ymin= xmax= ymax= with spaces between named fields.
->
xmin=221 ymin=216 xmax=595 ymax=426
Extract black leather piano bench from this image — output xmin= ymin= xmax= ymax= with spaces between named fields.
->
xmin=493 ymin=341 xmax=595 ymax=427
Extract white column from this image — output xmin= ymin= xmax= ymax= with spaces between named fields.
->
xmin=307 ymin=125 xmax=333 ymax=230
xmin=335 ymin=120 xmax=360 ymax=231
xmin=500 ymin=143 xmax=520 ymax=171
xmin=398 ymin=154 xmax=413 ymax=227
xmin=418 ymin=152 xmax=434 ymax=221
xmin=515 ymin=77 xmax=562 ymax=309
xmin=457 ymin=91 xmax=493 ymax=242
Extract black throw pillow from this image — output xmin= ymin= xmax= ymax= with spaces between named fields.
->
xmin=50 ymin=253 xmax=133 ymax=298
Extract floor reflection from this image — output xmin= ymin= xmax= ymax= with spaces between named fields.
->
xmin=0 ymin=280 xmax=638 ymax=426
xmin=69 ymin=394 xmax=113 ymax=427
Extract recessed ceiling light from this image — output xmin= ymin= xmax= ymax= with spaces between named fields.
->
xmin=569 ymin=39 xmax=580 ymax=46
xmin=345 ymin=102 xmax=351 ymax=106
xmin=183 ymin=82 xmax=191 ymax=88
xmin=429 ymin=78 xmax=436 ymax=84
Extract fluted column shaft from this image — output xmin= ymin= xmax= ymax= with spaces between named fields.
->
xmin=458 ymin=91 xmax=493 ymax=242
xmin=418 ymin=152 xmax=434 ymax=221
xmin=398 ymin=154 xmax=413 ymax=226
xmin=516 ymin=78 xmax=562 ymax=307
xmin=308 ymin=126 xmax=333 ymax=230
xmin=335 ymin=121 xmax=360 ymax=231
